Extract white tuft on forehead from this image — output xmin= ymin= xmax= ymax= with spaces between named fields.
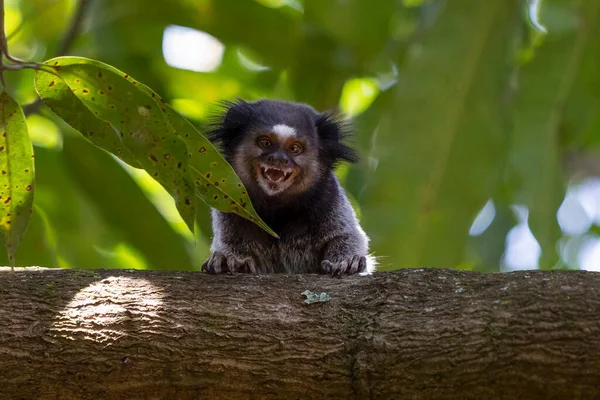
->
xmin=272 ymin=124 xmax=297 ymax=140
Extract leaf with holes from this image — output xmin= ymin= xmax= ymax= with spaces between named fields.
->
xmin=34 ymin=69 xmax=140 ymax=168
xmin=40 ymin=57 xmax=196 ymax=233
xmin=0 ymin=92 xmax=35 ymax=268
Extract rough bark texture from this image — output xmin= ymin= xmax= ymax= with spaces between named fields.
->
xmin=0 ymin=267 xmax=599 ymax=400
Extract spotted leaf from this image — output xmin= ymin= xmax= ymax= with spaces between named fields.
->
xmin=42 ymin=56 xmax=276 ymax=237
xmin=0 ymin=92 xmax=35 ymax=268
xmin=40 ymin=57 xmax=196 ymax=233
xmin=98 ymin=65 xmax=276 ymax=236
xmin=34 ymin=69 xmax=140 ymax=168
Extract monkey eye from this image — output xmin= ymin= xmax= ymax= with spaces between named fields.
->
xmin=289 ymin=143 xmax=303 ymax=155
xmin=258 ymin=137 xmax=272 ymax=149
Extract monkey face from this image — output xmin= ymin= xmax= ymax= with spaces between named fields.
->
xmin=233 ymin=124 xmax=322 ymax=197
xmin=208 ymin=99 xmax=359 ymax=199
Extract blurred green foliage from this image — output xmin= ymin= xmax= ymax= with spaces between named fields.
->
xmin=2 ymin=0 xmax=599 ymax=271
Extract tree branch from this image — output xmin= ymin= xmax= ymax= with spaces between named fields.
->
xmin=23 ymin=0 xmax=91 ymax=115
xmin=1 ymin=267 xmax=599 ymax=399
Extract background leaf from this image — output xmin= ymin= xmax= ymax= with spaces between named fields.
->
xmin=362 ymin=0 xmax=516 ymax=269
xmin=562 ymin=2 xmax=600 ymax=150
xmin=63 ymin=133 xmax=197 ymax=269
xmin=510 ymin=0 xmax=600 ymax=268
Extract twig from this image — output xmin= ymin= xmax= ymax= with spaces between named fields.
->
xmin=23 ymin=0 xmax=92 ymax=115
xmin=2 ymin=63 xmax=39 ymax=71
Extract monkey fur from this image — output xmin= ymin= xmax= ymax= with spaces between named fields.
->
xmin=202 ymin=99 xmax=375 ymax=276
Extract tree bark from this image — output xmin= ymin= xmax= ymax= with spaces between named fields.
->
xmin=0 ymin=267 xmax=599 ymax=399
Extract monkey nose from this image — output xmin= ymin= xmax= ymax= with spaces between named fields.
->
xmin=267 ymin=153 xmax=290 ymax=166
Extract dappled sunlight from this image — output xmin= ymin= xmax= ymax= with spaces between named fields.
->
xmin=339 ymin=78 xmax=380 ymax=117
xmin=4 ymin=6 xmax=21 ymax=39
xmin=94 ymin=243 xmax=149 ymax=270
xmin=558 ymin=189 xmax=592 ymax=236
xmin=527 ymin=0 xmax=547 ymax=33
xmin=481 ymin=177 xmax=600 ymax=271
xmin=162 ymin=25 xmax=225 ymax=72
xmin=256 ymin=0 xmax=303 ymax=12
xmin=402 ymin=0 xmax=425 ymax=7
xmin=236 ymin=47 xmax=271 ymax=72
xmin=575 ymin=178 xmax=600 ymax=225
xmin=469 ymin=199 xmax=496 ymax=236
xmin=52 ymin=277 xmax=164 ymax=342
xmin=557 ymin=178 xmax=600 ymax=270
xmin=502 ymin=206 xmax=541 ymax=271
xmin=162 ymin=69 xmax=242 ymax=106
xmin=579 ymin=238 xmax=600 ymax=271
xmin=26 ymin=114 xmax=62 ymax=150
xmin=171 ymin=98 xmax=207 ymax=120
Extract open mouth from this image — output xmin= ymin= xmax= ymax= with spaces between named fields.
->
xmin=260 ymin=166 xmax=293 ymax=183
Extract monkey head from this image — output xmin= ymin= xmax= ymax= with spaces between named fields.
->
xmin=207 ymin=99 xmax=358 ymax=199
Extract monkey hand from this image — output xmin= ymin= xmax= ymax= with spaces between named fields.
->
xmin=321 ymin=255 xmax=367 ymax=277
xmin=202 ymin=251 xmax=259 ymax=274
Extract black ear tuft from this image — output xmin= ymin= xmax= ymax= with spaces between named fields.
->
xmin=206 ymin=99 xmax=254 ymax=158
xmin=315 ymin=111 xmax=359 ymax=167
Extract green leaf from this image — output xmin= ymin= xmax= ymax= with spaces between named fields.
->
xmin=345 ymin=90 xmax=392 ymax=200
xmin=197 ymin=0 xmax=301 ymax=69
xmin=38 ymin=57 xmax=196 ymax=233
xmin=561 ymin=1 xmax=600 ymax=149
xmin=0 ymin=92 xmax=35 ymax=267
xmin=34 ymin=69 xmax=141 ymax=168
xmin=305 ymin=0 xmax=395 ymax=59
xmin=362 ymin=0 xmax=516 ymax=269
xmin=104 ymin=70 xmax=276 ymax=236
xmin=38 ymin=57 xmax=276 ymax=237
xmin=511 ymin=0 xmax=600 ymax=268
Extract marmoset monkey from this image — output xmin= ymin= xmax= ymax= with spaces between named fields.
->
xmin=202 ymin=99 xmax=375 ymax=276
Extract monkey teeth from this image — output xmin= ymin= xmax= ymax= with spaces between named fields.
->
xmin=260 ymin=166 xmax=292 ymax=183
